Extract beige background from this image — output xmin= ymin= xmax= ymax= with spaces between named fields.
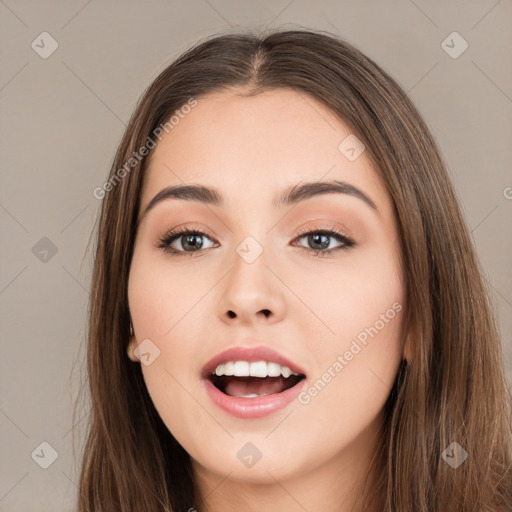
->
xmin=0 ymin=1 xmax=511 ymax=510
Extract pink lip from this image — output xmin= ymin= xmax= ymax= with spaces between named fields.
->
xmin=201 ymin=345 xmax=307 ymax=419
xmin=203 ymin=377 xmax=306 ymax=419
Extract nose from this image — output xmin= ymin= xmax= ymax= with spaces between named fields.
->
xmin=216 ymin=240 xmax=286 ymax=326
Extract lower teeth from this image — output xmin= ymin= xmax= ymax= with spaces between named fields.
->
xmin=238 ymin=393 xmax=271 ymax=398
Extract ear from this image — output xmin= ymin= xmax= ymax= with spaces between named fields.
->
xmin=403 ymin=331 xmax=413 ymax=364
xmin=127 ymin=333 xmax=139 ymax=363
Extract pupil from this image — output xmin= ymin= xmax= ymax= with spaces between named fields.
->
xmin=309 ymin=234 xmax=329 ymax=250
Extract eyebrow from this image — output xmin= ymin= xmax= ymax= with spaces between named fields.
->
xmin=138 ymin=179 xmax=378 ymax=222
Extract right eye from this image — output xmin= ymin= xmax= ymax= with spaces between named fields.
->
xmin=157 ymin=226 xmax=217 ymax=256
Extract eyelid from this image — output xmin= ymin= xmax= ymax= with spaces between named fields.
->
xmin=294 ymin=223 xmax=352 ymax=239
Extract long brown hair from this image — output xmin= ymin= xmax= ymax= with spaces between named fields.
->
xmin=75 ymin=27 xmax=512 ymax=511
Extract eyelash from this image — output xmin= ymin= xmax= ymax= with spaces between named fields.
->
xmin=156 ymin=224 xmax=356 ymax=258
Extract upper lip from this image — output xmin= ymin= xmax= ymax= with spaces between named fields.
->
xmin=201 ymin=344 xmax=307 ymax=379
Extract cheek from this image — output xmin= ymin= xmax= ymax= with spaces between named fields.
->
xmin=128 ymin=244 xmax=210 ymax=343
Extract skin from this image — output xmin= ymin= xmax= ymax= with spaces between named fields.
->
xmin=127 ymin=88 xmax=408 ymax=512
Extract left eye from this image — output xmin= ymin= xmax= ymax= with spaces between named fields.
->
xmin=157 ymin=227 xmax=355 ymax=257
xmin=293 ymin=230 xmax=353 ymax=253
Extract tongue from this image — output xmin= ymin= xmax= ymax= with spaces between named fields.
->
xmin=224 ymin=376 xmax=287 ymax=397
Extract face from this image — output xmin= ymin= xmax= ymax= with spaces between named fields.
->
xmin=127 ymin=88 xmax=406 ymax=489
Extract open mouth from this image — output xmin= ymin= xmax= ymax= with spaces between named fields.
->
xmin=210 ymin=374 xmax=305 ymax=398
xmin=202 ymin=350 xmax=308 ymax=418
xmin=208 ymin=361 xmax=306 ymax=399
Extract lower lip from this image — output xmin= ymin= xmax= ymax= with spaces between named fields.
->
xmin=203 ymin=377 xmax=306 ymax=419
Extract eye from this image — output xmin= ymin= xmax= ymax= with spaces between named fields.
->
xmin=157 ymin=225 xmax=217 ymax=257
xmin=292 ymin=226 xmax=355 ymax=257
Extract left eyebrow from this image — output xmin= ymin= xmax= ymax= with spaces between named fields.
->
xmin=138 ymin=179 xmax=378 ymax=224
xmin=273 ymin=180 xmax=378 ymax=212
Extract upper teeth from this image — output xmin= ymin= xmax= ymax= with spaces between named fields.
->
xmin=213 ymin=361 xmax=299 ymax=378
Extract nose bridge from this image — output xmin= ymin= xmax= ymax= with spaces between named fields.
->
xmin=216 ymin=228 xmax=285 ymax=324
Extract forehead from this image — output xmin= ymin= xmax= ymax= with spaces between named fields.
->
xmin=141 ymin=88 xmax=391 ymax=215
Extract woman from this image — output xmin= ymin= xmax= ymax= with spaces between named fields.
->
xmin=77 ymin=28 xmax=512 ymax=511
